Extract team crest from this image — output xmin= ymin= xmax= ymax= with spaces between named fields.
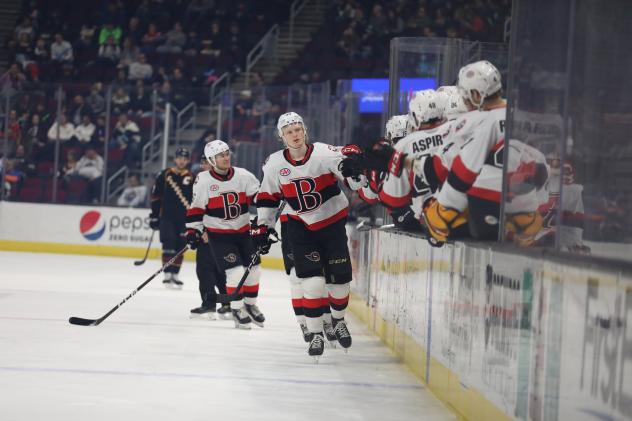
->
xmin=224 ymin=253 xmax=237 ymax=263
xmin=279 ymin=168 xmax=291 ymax=176
xmin=210 ymin=184 xmax=219 ymax=191
xmin=305 ymin=251 xmax=321 ymax=262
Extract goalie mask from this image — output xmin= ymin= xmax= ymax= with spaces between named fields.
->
xmin=277 ymin=112 xmax=308 ymax=145
xmin=204 ymin=139 xmax=230 ymax=167
xmin=407 ymin=89 xmax=444 ymax=132
xmin=457 ymin=60 xmax=502 ymax=109
xmin=385 ymin=115 xmax=408 ymax=141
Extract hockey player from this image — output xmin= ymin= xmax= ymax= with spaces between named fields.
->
xmin=253 ymin=112 xmax=363 ymax=360
xmin=185 ymin=140 xmax=263 ymax=329
xmin=149 ymin=147 xmax=193 ymax=289
xmin=189 ymin=155 xmax=230 ymax=319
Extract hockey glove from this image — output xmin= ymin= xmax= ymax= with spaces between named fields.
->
xmin=250 ymin=224 xmax=279 ymax=255
xmin=149 ymin=214 xmax=160 ymax=230
xmin=185 ymin=229 xmax=203 ymax=250
xmin=391 ymin=206 xmax=423 ymax=232
xmin=421 ymin=198 xmax=468 ymax=245
xmin=339 ymin=154 xmax=367 ymax=178
xmin=364 ymin=139 xmax=407 ymax=177
xmin=505 ymin=212 xmax=543 ymax=247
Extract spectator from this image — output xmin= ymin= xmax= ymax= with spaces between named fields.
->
xmin=141 ymin=22 xmax=163 ymax=52
xmin=0 ymin=64 xmax=26 ymax=97
xmin=111 ymin=114 xmax=141 ymax=167
xmin=33 ymin=38 xmax=48 ymax=62
xmin=47 ymin=114 xmax=75 ymax=144
xmin=157 ymin=22 xmax=186 ymax=53
xmin=50 ymin=33 xmax=73 ymax=63
xmin=112 ymin=87 xmax=131 ymax=114
xmin=66 ymin=147 xmax=103 ymax=203
xmin=86 ymin=84 xmax=106 ymax=115
xmin=24 ymin=113 xmax=46 ymax=158
xmin=118 ymin=37 xmax=140 ymax=68
xmin=73 ymin=31 xmax=98 ymax=71
xmin=74 ymin=114 xmax=96 ymax=146
xmin=14 ymin=17 xmax=35 ymax=40
xmin=60 ymin=150 xmax=78 ymax=178
xmin=125 ymin=16 xmax=143 ymax=45
xmin=3 ymin=159 xmax=25 ymax=199
xmin=69 ymin=95 xmax=90 ymax=126
xmin=93 ymin=115 xmax=107 ymax=148
xmin=128 ymin=53 xmax=153 ymax=81
xmin=98 ymin=35 xmax=121 ymax=65
xmin=117 ymin=174 xmax=147 ymax=207
xmin=184 ymin=0 xmax=215 ymax=29
xmin=11 ymin=144 xmax=35 ymax=176
xmin=6 ymin=110 xmax=22 ymax=156
xmin=98 ymin=23 xmax=122 ymax=46
xmin=130 ymin=81 xmax=152 ymax=116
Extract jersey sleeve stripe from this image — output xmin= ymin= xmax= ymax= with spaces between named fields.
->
xmin=378 ymin=188 xmax=412 ymax=208
xmin=466 ymin=186 xmax=501 ymax=203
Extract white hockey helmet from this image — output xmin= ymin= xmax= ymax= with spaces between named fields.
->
xmin=277 ymin=111 xmax=307 ymax=142
xmin=385 ymin=114 xmax=408 ymax=141
xmin=457 ymin=60 xmax=502 ymax=109
xmin=204 ymin=139 xmax=230 ymax=167
xmin=407 ymin=89 xmax=444 ymax=132
xmin=437 ymin=86 xmax=468 ymax=120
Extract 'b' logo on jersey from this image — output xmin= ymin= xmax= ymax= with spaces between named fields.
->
xmin=290 ymin=178 xmax=322 ymax=213
xmin=220 ymin=192 xmax=241 ymax=220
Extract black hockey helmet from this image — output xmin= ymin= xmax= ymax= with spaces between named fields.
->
xmin=175 ymin=147 xmax=190 ymax=158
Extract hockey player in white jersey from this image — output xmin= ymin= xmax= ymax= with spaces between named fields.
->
xmin=185 ymin=140 xmax=264 ymax=329
xmin=253 ymin=112 xmax=364 ymax=360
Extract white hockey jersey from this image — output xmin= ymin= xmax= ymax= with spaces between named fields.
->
xmin=186 ymin=167 xmax=260 ymax=234
xmin=256 ymin=142 xmax=361 ymax=231
xmin=436 ymin=106 xmax=507 ymax=211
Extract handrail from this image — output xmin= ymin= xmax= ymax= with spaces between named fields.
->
xmin=141 ymin=130 xmax=163 ymax=171
xmin=503 ymin=17 xmax=511 ymax=43
xmin=289 ymin=0 xmax=308 ymax=45
xmin=106 ymin=165 xmax=128 ymax=203
xmin=175 ymin=101 xmax=197 ymax=145
xmin=245 ymin=24 xmax=280 ymax=87
xmin=210 ymin=72 xmax=231 ymax=104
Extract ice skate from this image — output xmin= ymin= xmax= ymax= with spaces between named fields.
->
xmin=323 ymin=320 xmax=337 ymax=348
xmin=217 ymin=303 xmax=232 ymax=320
xmin=332 ymin=318 xmax=352 ymax=351
xmin=244 ymin=304 xmax=265 ymax=327
xmin=231 ymin=308 xmax=252 ymax=330
xmin=300 ymin=322 xmax=313 ymax=343
xmin=170 ymin=276 xmax=183 ymax=290
xmin=190 ymin=306 xmax=216 ymax=320
xmin=308 ymin=333 xmax=325 ymax=363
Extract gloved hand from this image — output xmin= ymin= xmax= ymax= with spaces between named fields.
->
xmin=250 ymin=224 xmax=279 ymax=255
xmin=364 ymin=139 xmax=407 ymax=177
xmin=391 ymin=206 xmax=423 ymax=232
xmin=185 ymin=229 xmax=203 ymax=250
xmin=339 ymin=154 xmax=366 ymax=178
xmin=149 ymin=214 xmax=160 ymax=230
xmin=421 ymin=198 xmax=468 ymax=245
xmin=505 ymin=212 xmax=543 ymax=247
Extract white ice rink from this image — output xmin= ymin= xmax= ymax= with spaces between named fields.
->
xmin=0 ymin=251 xmax=455 ymax=421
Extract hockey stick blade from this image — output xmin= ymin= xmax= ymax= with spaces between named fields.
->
xmin=133 ymin=230 xmax=155 ymax=266
xmin=68 ymin=317 xmax=100 ymax=326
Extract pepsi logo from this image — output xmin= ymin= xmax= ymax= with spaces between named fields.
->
xmin=80 ymin=211 xmax=106 ymax=241
xmin=279 ymin=168 xmax=291 ymax=176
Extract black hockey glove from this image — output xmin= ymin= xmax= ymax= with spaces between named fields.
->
xmin=149 ymin=214 xmax=160 ymax=230
xmin=250 ymin=224 xmax=278 ymax=255
xmin=339 ymin=154 xmax=366 ymax=178
xmin=364 ymin=139 xmax=407 ymax=178
xmin=391 ymin=206 xmax=424 ymax=233
xmin=185 ymin=229 xmax=203 ymax=250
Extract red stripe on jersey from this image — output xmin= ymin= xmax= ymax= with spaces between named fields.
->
xmin=289 ymin=208 xmax=348 ymax=231
xmin=280 ymin=214 xmax=289 ymax=222
xmin=491 ymin=139 xmax=504 ymax=152
xmin=433 ymin=156 xmax=448 ymax=183
xmin=303 ymin=297 xmax=322 ymax=309
xmin=466 ymin=186 xmax=501 ymax=203
xmin=226 ymin=286 xmax=239 ymax=294
xmin=328 ymin=294 xmax=349 ymax=306
xmin=257 ymin=191 xmax=282 ymax=201
xmin=207 ymin=192 xmax=248 ymax=209
xmin=187 ymin=208 xmax=205 ymax=216
xmin=379 ymin=189 xmax=412 ymax=208
xmin=205 ymin=224 xmax=250 ymax=234
xmin=242 ymin=284 xmax=259 ymax=293
xmin=452 ymin=156 xmax=479 ymax=186
xmin=358 ymin=188 xmax=378 ymax=204
xmin=280 ymin=173 xmax=338 ymax=199
xmin=320 ymin=297 xmax=329 ymax=307
xmin=291 ymin=298 xmax=303 ymax=308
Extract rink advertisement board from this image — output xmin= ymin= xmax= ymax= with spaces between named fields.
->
xmin=347 ymin=224 xmax=632 ymax=421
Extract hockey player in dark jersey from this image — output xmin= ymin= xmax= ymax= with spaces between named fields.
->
xmin=254 ymin=112 xmax=365 ymax=361
xmin=186 ymin=140 xmax=263 ymax=329
xmin=149 ymin=147 xmax=194 ymax=289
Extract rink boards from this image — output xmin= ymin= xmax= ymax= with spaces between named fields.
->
xmin=0 ymin=202 xmax=284 ymax=269
xmin=347 ymin=226 xmax=632 ymax=421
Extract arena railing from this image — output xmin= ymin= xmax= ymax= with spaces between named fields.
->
xmin=245 ymin=24 xmax=280 ymax=88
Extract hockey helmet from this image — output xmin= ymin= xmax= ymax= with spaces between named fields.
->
xmin=175 ymin=147 xmax=190 ymax=159
xmin=437 ymin=86 xmax=468 ymax=120
xmin=385 ymin=115 xmax=408 ymax=141
xmin=407 ymin=89 xmax=444 ymax=132
xmin=204 ymin=140 xmax=230 ymax=167
xmin=277 ymin=112 xmax=307 ymax=142
xmin=457 ymin=60 xmax=502 ymax=109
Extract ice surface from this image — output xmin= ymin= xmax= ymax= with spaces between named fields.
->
xmin=0 ymin=251 xmax=455 ymax=421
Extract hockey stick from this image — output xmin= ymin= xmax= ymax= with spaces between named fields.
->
xmin=133 ymin=229 xmax=156 ymax=266
xmin=216 ymin=203 xmax=285 ymax=303
xmin=69 ymin=245 xmax=189 ymax=326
